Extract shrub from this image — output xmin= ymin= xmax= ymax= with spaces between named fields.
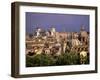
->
xmin=26 ymin=51 xmax=88 ymax=67
xmin=26 ymin=54 xmax=55 ymax=67
xmin=56 ymin=52 xmax=79 ymax=65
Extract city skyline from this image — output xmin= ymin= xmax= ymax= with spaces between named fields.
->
xmin=26 ymin=12 xmax=89 ymax=34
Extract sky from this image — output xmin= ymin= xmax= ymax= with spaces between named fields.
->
xmin=26 ymin=12 xmax=89 ymax=34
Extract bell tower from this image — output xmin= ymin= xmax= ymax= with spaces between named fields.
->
xmin=50 ymin=27 xmax=56 ymax=37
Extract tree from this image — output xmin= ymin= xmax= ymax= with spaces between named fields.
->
xmin=26 ymin=54 xmax=55 ymax=67
xmin=56 ymin=52 xmax=79 ymax=65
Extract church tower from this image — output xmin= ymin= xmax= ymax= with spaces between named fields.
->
xmin=80 ymin=25 xmax=88 ymax=44
xmin=50 ymin=27 xmax=56 ymax=37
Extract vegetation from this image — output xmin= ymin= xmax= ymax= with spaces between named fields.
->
xmin=26 ymin=52 xmax=89 ymax=67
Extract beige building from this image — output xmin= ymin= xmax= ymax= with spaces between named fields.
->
xmin=26 ymin=27 xmax=89 ymax=55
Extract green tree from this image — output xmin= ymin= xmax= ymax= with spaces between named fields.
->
xmin=26 ymin=54 xmax=55 ymax=67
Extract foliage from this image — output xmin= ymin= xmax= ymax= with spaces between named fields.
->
xmin=26 ymin=54 xmax=55 ymax=67
xmin=56 ymin=52 xmax=79 ymax=65
xmin=26 ymin=51 xmax=89 ymax=67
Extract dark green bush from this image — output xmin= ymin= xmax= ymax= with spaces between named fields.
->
xmin=26 ymin=54 xmax=55 ymax=67
xmin=26 ymin=51 xmax=89 ymax=67
xmin=56 ymin=52 xmax=79 ymax=65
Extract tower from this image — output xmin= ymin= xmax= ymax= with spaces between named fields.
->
xmin=50 ymin=27 xmax=56 ymax=37
xmin=80 ymin=25 xmax=88 ymax=44
xmin=35 ymin=27 xmax=41 ymax=37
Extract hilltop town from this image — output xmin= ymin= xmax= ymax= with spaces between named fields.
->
xmin=26 ymin=26 xmax=89 ymax=57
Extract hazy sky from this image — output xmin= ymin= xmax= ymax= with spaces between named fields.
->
xmin=26 ymin=12 xmax=89 ymax=34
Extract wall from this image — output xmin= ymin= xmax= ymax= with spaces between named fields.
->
xmin=0 ymin=0 xmax=99 ymax=80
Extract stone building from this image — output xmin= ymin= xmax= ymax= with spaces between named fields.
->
xmin=80 ymin=26 xmax=89 ymax=45
xmin=26 ymin=26 xmax=89 ymax=56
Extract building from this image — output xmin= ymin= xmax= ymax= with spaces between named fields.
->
xmin=26 ymin=26 xmax=89 ymax=55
